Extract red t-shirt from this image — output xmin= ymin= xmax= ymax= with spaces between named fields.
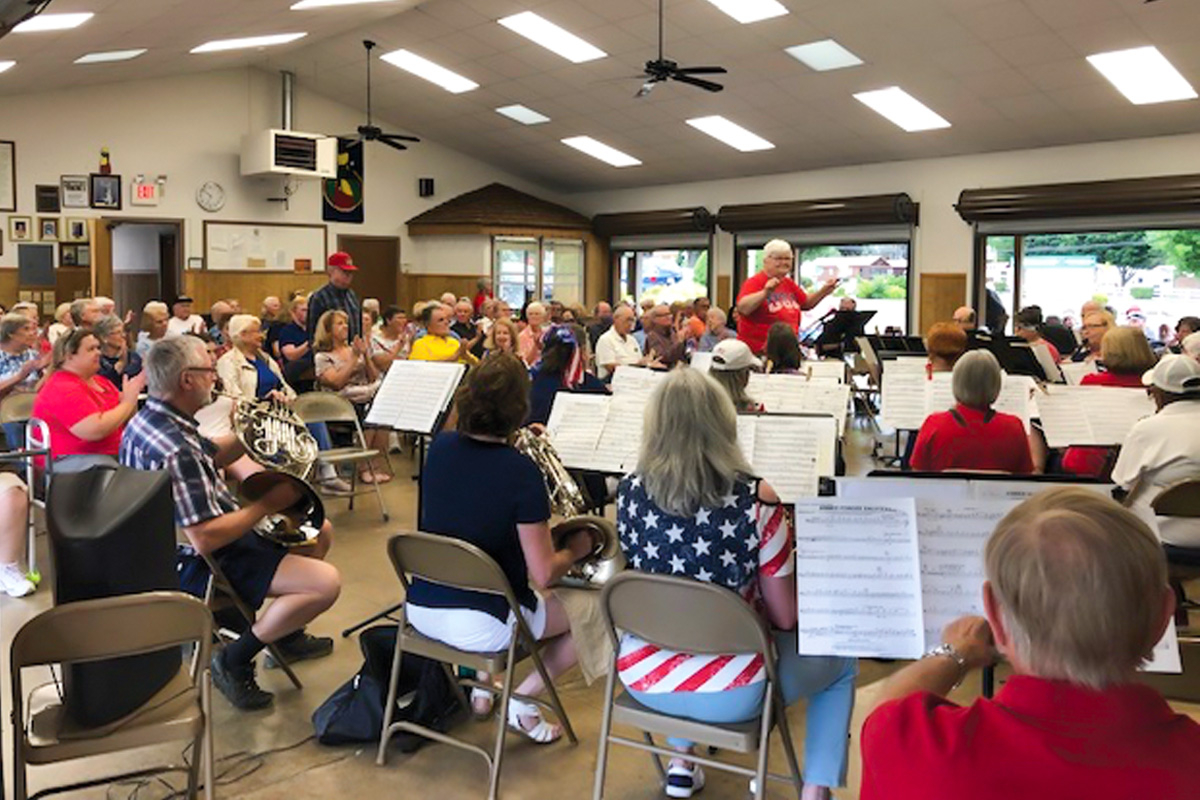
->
xmin=1060 ymin=372 xmax=1146 ymax=476
xmin=910 ymin=403 xmax=1033 ymax=474
xmin=736 ymin=271 xmax=806 ymax=354
xmin=861 ymin=676 xmax=1200 ymax=800
xmin=32 ymin=370 xmax=123 ymax=459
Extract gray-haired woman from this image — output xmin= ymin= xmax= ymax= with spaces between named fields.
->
xmin=615 ymin=368 xmax=856 ymax=800
xmin=0 ymin=313 xmax=49 ymax=449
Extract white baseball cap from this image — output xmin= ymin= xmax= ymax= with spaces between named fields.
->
xmin=711 ymin=339 xmax=762 ymax=371
xmin=1183 ymin=331 xmax=1200 ymax=359
xmin=1142 ymin=354 xmax=1200 ymax=394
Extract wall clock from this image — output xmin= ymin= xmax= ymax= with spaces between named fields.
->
xmin=196 ymin=181 xmax=226 ymax=213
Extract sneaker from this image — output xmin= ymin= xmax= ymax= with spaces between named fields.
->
xmin=264 ymin=632 xmax=334 ymax=669
xmin=666 ymin=763 xmax=705 ymax=798
xmin=0 ymin=563 xmax=34 ymax=598
xmin=210 ymin=651 xmax=274 ymax=710
xmin=318 ymin=477 xmax=353 ymax=495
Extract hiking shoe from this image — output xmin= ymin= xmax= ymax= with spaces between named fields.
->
xmin=0 ymin=563 xmax=34 ymax=598
xmin=210 ymin=652 xmax=274 ymax=710
xmin=264 ymin=632 xmax=334 ymax=669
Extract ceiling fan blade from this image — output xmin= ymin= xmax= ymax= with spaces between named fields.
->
xmin=636 ymin=80 xmax=658 ymax=98
xmin=672 ymin=73 xmax=724 ymax=92
xmin=376 ymin=138 xmax=409 ymax=152
xmin=674 ymin=66 xmax=727 ymax=75
xmin=377 ymin=133 xmax=421 ymax=143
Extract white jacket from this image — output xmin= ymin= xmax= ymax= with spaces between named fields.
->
xmin=216 ymin=347 xmax=296 ymax=403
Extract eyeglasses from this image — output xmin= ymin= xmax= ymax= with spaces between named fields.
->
xmin=184 ymin=366 xmax=217 ymax=376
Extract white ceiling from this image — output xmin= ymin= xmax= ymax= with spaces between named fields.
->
xmin=4 ymin=0 xmax=1200 ymax=193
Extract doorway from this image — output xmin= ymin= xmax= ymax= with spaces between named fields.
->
xmin=337 ymin=235 xmax=400 ymax=307
xmin=102 ymin=220 xmax=183 ymax=314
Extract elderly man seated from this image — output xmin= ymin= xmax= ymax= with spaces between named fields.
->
xmin=120 ymin=337 xmax=340 ymax=711
xmin=595 ymin=305 xmax=649 ymax=379
xmin=861 ymin=488 xmax=1200 ymax=799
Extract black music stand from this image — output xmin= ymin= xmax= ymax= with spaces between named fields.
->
xmin=813 ymin=310 xmax=876 ymax=355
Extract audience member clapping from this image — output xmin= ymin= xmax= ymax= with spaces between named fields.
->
xmin=483 ymin=316 xmax=519 ymax=359
xmin=370 ymin=305 xmax=411 ymax=371
xmin=136 ymin=301 xmax=169 ymax=358
xmin=94 ymin=314 xmax=142 ymax=387
xmin=518 ymin=301 xmax=549 ymax=367
xmin=410 ymin=304 xmax=477 ymax=365
xmin=47 ymin=302 xmax=73 ymax=345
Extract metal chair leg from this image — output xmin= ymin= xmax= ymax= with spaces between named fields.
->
xmin=527 ymin=637 xmax=577 ymax=744
xmin=202 ymin=674 xmax=214 ymax=800
xmin=377 ymin=628 xmax=407 ymax=766
xmin=591 ymin=666 xmax=618 ymax=800
xmin=753 ymin=687 xmax=775 ymax=800
xmin=488 ymin=641 xmax=519 ymax=800
xmin=773 ymin=691 xmax=804 ymax=800
xmin=644 ymin=733 xmax=667 ymax=782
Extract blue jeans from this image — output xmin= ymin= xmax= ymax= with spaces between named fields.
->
xmin=627 ymin=631 xmax=857 ymax=788
xmin=2 ymin=421 xmax=24 ymax=451
xmin=307 ymin=422 xmax=332 ymax=451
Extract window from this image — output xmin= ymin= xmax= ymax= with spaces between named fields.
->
xmin=493 ymin=236 xmax=585 ymax=310
xmin=976 ymin=229 xmax=1200 ymax=344
xmin=738 ymin=242 xmax=911 ymax=335
xmin=615 ymin=248 xmax=710 ymax=304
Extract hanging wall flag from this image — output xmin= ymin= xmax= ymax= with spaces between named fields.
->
xmin=323 ymin=138 xmax=364 ymax=224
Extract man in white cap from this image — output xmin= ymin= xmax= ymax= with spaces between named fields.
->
xmin=1112 ymin=354 xmax=1200 ymax=550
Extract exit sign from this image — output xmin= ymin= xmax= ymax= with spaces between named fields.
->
xmin=131 ymin=181 xmax=160 ymax=206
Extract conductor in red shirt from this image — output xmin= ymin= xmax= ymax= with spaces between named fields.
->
xmin=910 ymin=350 xmax=1034 ymax=474
xmin=861 ymin=487 xmax=1199 ymax=800
xmin=736 ymin=239 xmax=839 ymax=354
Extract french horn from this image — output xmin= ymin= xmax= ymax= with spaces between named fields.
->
xmin=219 ymin=391 xmax=325 ymax=547
xmin=513 ymin=426 xmax=625 ymax=588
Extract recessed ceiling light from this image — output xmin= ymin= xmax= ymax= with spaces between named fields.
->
xmin=0 ymin=61 xmax=14 ymax=74
xmin=75 ymin=49 xmax=148 ymax=64
xmin=1087 ymin=46 xmax=1197 ymax=105
xmin=561 ymin=136 xmax=641 ymax=168
xmin=290 ymin=0 xmax=399 ymax=8
xmin=191 ymin=33 xmax=307 ymax=53
xmin=498 ymin=12 xmax=606 ymax=63
xmin=785 ymin=39 xmax=863 ymax=72
xmin=13 ymin=12 xmax=94 ymax=33
xmin=853 ymin=86 xmax=951 ymax=132
xmin=686 ymin=115 xmax=774 ymax=152
xmin=380 ymin=48 xmax=479 ymax=94
xmin=496 ymin=105 xmax=551 ymax=125
xmin=701 ymin=0 xmax=787 ymax=24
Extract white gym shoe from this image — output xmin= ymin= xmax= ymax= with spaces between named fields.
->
xmin=0 ymin=563 xmax=34 ymax=598
xmin=666 ymin=762 xmax=705 ymax=798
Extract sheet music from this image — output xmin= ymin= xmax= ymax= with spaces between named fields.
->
xmin=993 ymin=374 xmax=1035 ymax=433
xmin=885 ymin=369 xmax=1032 ymax=432
xmin=746 ymin=374 xmax=850 ymax=434
xmin=364 ymin=361 xmax=465 ymax=434
xmin=1143 ymin=621 xmax=1182 ymax=674
xmin=1034 ymin=385 xmax=1156 ymax=447
xmin=968 ymin=480 xmax=1113 ymax=501
xmin=689 ymin=352 xmax=713 ymax=374
xmin=609 ymin=366 xmax=664 ymax=400
xmin=793 ymin=499 xmax=926 ymax=659
xmin=545 ymin=394 xmax=609 ymax=468
xmin=803 ymin=360 xmax=846 ymax=384
xmin=880 ymin=363 xmax=929 ymax=430
xmin=738 ymin=415 xmax=835 ymax=501
xmin=916 ymin=500 xmax=1009 ymax=651
xmin=836 ymin=476 xmax=972 ymax=501
xmin=926 ymin=372 xmax=955 ymax=417
xmin=592 ymin=393 xmax=646 ymax=473
xmin=1060 ymin=360 xmax=1098 ymax=385
xmin=1031 ymin=342 xmax=1064 ymax=383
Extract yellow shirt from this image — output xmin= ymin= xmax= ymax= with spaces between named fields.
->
xmin=409 ymin=334 xmax=478 ymax=365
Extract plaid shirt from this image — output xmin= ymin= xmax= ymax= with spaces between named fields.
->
xmin=119 ymin=397 xmax=239 ymax=528
xmin=306 ymin=282 xmax=362 ymax=345
xmin=0 ymin=347 xmax=41 ymax=390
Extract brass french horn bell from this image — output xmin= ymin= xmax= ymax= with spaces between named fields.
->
xmin=240 ymin=471 xmax=325 ymax=547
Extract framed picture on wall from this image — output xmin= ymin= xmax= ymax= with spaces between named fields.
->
xmin=64 ymin=218 xmax=88 ymax=242
xmin=60 ymin=175 xmax=89 ymax=208
xmin=37 ymin=217 xmax=59 ymax=242
xmin=8 ymin=216 xmax=31 ymax=241
xmin=60 ymin=243 xmax=91 ymax=267
xmin=89 ymin=173 xmax=121 ymax=210
xmin=35 ymin=185 xmax=61 ymax=213
xmin=0 ymin=141 xmax=14 ymax=213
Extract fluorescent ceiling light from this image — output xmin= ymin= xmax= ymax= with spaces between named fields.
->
xmin=291 ymin=0 xmax=398 ymax=7
xmin=786 ymin=39 xmax=863 ymax=72
xmin=191 ymin=33 xmax=306 ymax=53
xmin=498 ymin=12 xmax=606 ymax=63
xmin=380 ymin=48 xmax=478 ymax=93
xmin=702 ymin=0 xmax=786 ymax=24
xmin=561 ymin=136 xmax=640 ymax=167
xmin=0 ymin=61 xmax=14 ymax=74
xmin=1087 ymin=46 xmax=1197 ymax=105
xmin=75 ymin=49 xmax=148 ymax=64
xmin=13 ymin=12 xmax=93 ymax=32
xmin=686 ymin=115 xmax=774 ymax=152
xmin=496 ymin=104 xmax=550 ymax=125
xmin=853 ymin=86 xmax=951 ymax=132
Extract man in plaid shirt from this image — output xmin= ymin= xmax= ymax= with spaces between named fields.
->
xmin=120 ymin=336 xmax=341 ymax=710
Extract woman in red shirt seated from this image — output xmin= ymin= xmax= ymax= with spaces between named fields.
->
xmin=32 ymin=328 xmax=145 ymax=472
xmin=910 ymin=350 xmax=1033 ymax=474
xmin=1061 ymin=326 xmax=1157 ymax=477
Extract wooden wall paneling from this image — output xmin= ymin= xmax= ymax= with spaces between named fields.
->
xmin=398 ymin=274 xmax=484 ymax=310
xmin=716 ymin=275 xmax=732 ymax=309
xmin=918 ymin=273 xmax=967 ymax=334
xmin=56 ymin=267 xmax=91 ymax=305
xmin=92 ymin=219 xmax=112 ymax=299
xmin=184 ymin=271 xmax=327 ymax=309
xmin=585 ymin=235 xmax=607 ymax=308
xmin=113 ymin=273 xmax=160 ymax=316
xmin=0 ymin=269 xmax=18 ymax=306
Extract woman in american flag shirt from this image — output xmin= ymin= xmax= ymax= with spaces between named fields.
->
xmin=616 ymin=369 xmax=856 ymax=800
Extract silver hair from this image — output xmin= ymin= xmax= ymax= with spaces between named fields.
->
xmin=709 ymin=368 xmax=753 ymax=410
xmin=707 ymin=307 xmax=727 ymax=324
xmin=638 ymin=369 xmax=752 ymax=517
xmin=227 ymin=314 xmax=259 ymax=342
xmin=0 ymin=313 xmax=32 ymax=343
xmin=763 ymin=239 xmax=793 ymax=259
xmin=143 ymin=300 xmax=168 ymax=315
xmin=91 ymin=314 xmax=124 ymax=340
xmin=145 ymin=336 xmax=207 ymax=398
xmin=952 ymin=349 xmax=1002 ymax=408
xmin=69 ymin=297 xmax=95 ymax=326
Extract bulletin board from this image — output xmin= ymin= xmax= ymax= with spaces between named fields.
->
xmin=202 ymin=221 xmax=327 ymax=273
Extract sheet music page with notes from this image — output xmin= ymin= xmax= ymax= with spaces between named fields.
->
xmin=1084 ymin=387 xmax=1156 ymax=445
xmin=746 ymin=375 xmax=850 ymax=434
xmin=610 ymin=366 xmax=664 ymax=401
xmin=365 ymin=361 xmax=465 ymax=433
xmin=880 ymin=360 xmax=928 ymax=430
xmin=545 ymin=394 xmax=610 ymax=470
xmin=793 ymin=499 xmax=926 ymax=659
xmin=1035 ymin=385 xmax=1155 ymax=446
xmin=738 ymin=416 xmax=834 ymax=501
xmin=993 ymin=374 xmax=1035 ymax=433
xmin=1060 ymin=360 xmax=1098 ymax=385
xmin=804 ymin=360 xmax=846 ymax=383
xmin=593 ymin=393 xmax=646 ymax=473
xmin=689 ymin=352 xmax=713 ymax=374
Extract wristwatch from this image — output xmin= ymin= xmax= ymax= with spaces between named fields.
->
xmin=923 ymin=642 xmax=968 ymax=688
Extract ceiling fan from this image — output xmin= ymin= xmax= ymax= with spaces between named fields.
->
xmin=339 ymin=39 xmax=420 ymax=152
xmin=636 ymin=0 xmax=727 ymax=98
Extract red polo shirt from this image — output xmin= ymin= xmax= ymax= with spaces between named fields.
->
xmin=736 ymin=271 xmax=806 ymax=354
xmin=31 ymin=370 xmax=123 ymax=460
xmin=861 ymin=676 xmax=1200 ymax=800
xmin=910 ymin=403 xmax=1033 ymax=474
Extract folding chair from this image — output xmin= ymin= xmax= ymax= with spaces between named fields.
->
xmin=377 ymin=532 xmax=577 ymax=800
xmin=1152 ymin=478 xmax=1200 ymax=637
xmin=593 ymin=571 xmax=803 ymax=800
xmin=10 ymin=591 xmax=215 ymax=800
xmin=293 ymin=392 xmax=390 ymax=522
xmin=201 ymin=553 xmax=303 ymax=690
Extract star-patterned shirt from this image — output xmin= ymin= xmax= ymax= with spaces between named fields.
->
xmin=615 ymin=473 xmax=793 ymax=694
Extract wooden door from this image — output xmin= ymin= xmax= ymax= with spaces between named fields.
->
xmin=337 ymin=235 xmax=400 ymax=307
xmin=918 ymin=273 xmax=967 ymax=334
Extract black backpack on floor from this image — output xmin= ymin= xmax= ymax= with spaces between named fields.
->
xmin=313 ymin=624 xmax=461 ymax=751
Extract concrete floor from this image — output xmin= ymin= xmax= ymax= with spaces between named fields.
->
xmin=2 ymin=425 xmax=1197 ymax=799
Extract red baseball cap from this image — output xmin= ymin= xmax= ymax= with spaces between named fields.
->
xmin=328 ymin=251 xmax=357 ymax=271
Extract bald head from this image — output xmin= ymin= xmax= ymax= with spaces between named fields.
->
xmin=952 ymin=306 xmax=977 ymax=331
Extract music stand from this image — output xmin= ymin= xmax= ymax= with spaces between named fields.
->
xmin=814 ymin=310 xmax=876 ymax=355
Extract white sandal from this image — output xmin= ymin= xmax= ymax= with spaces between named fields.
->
xmin=469 ymin=687 xmax=495 ymax=719
xmin=506 ymin=699 xmax=562 ymax=744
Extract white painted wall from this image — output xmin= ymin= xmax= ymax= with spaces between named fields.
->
xmin=408 ymin=235 xmax=491 ymax=276
xmin=0 ymin=67 xmax=561 ymax=276
xmin=112 ymin=223 xmax=175 ymax=274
